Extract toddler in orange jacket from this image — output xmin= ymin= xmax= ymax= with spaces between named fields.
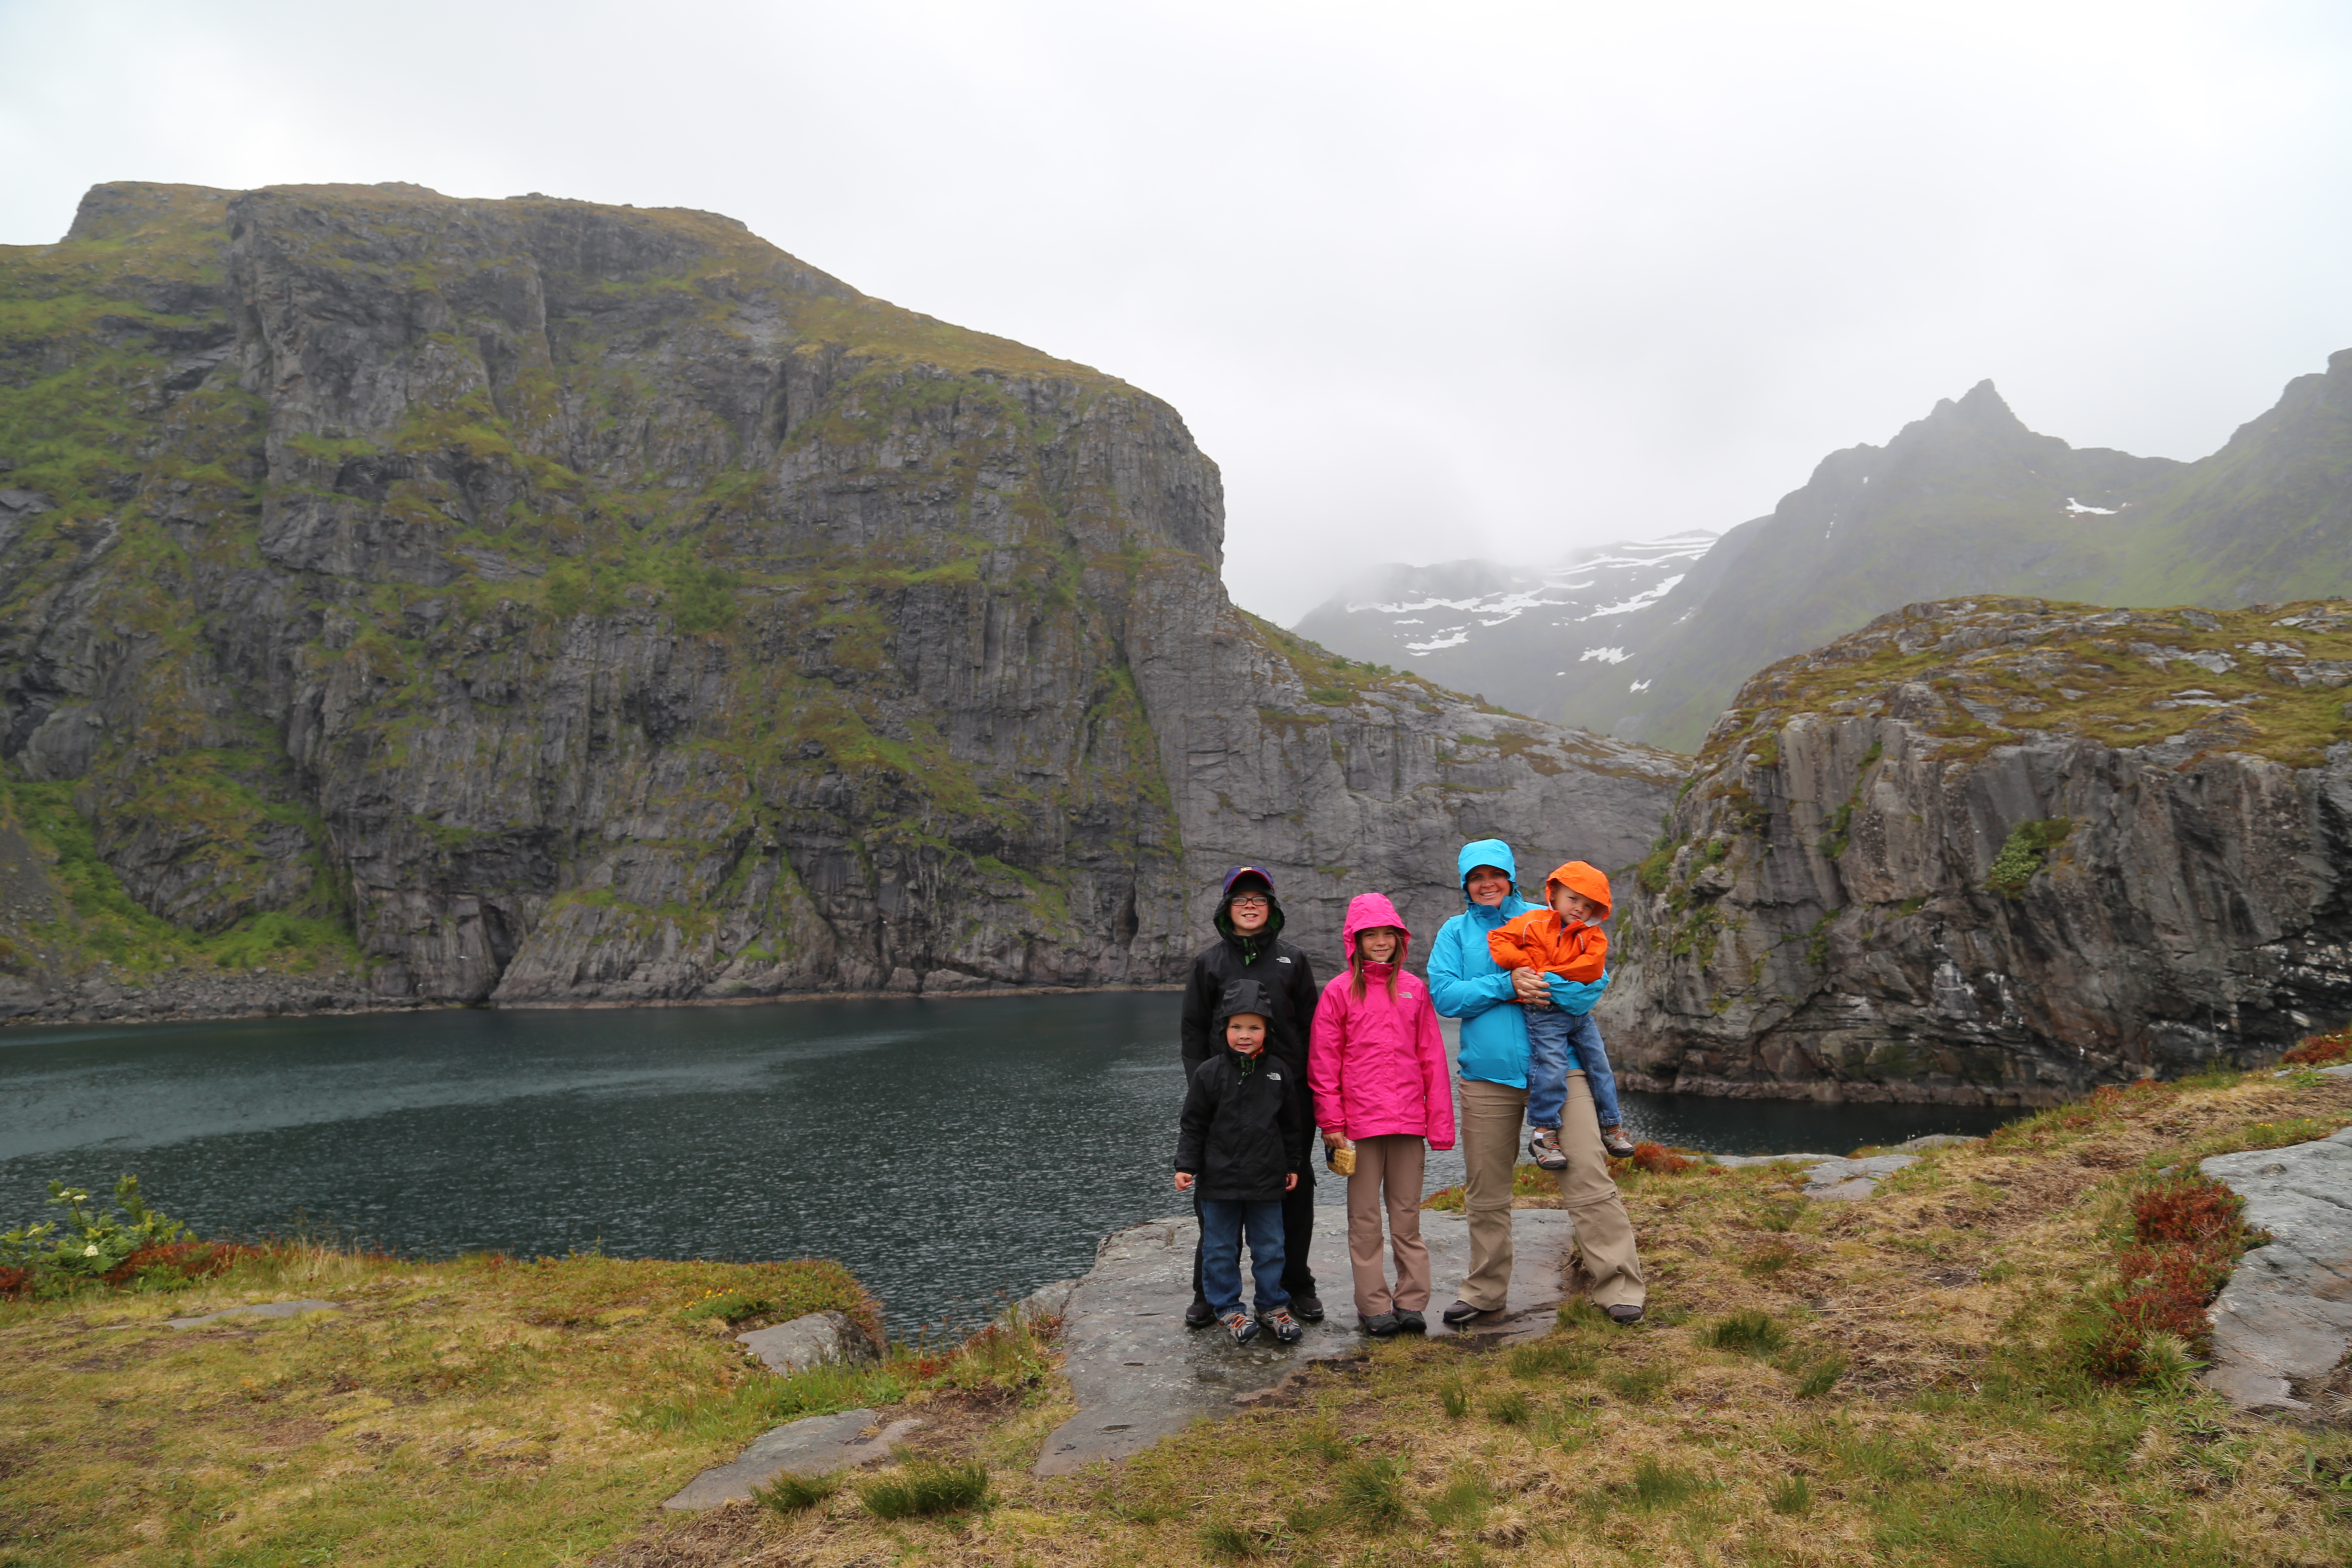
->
xmin=1487 ymin=861 xmax=1636 ymax=1165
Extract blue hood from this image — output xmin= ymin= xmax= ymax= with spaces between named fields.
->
xmin=1429 ymin=837 xmax=1541 ymax=1087
xmin=1456 ymin=839 xmax=1519 ymax=904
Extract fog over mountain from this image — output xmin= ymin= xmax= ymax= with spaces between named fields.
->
xmin=4 ymin=2 xmax=2351 ymax=626
xmin=1297 ymin=353 xmax=2352 ymax=750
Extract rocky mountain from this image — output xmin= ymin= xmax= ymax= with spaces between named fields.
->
xmin=1300 ymin=356 xmax=2352 ymax=753
xmin=0 ymin=181 xmax=1684 ymax=1022
xmin=1289 ymin=531 xmax=1715 ymax=719
xmin=1596 ymin=595 xmax=2352 ymax=1103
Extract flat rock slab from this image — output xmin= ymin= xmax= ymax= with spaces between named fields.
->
xmin=1798 ymin=1154 xmax=1917 ymax=1201
xmin=1035 ymin=1204 xmax=1577 ymax=1476
xmin=165 ymin=1299 xmax=342 ymax=1329
xmin=736 ymin=1309 xmax=876 ymax=1375
xmin=662 ymin=1409 xmax=924 ymax=1510
xmin=2201 ymin=1126 xmax=2352 ymax=1414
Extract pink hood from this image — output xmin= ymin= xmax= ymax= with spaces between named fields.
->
xmin=1310 ymin=892 xmax=1456 ymax=1148
xmin=1341 ymin=891 xmax=1412 ymax=971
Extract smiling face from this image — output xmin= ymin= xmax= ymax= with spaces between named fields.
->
xmin=1226 ymin=890 xmax=1271 ymax=934
xmin=1224 ymin=1012 xmax=1268 ymax=1054
xmin=1464 ymin=865 xmax=1512 ymax=907
xmin=1356 ymin=925 xmax=1401 ymax=965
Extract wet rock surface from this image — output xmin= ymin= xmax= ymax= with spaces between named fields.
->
xmin=735 ymin=1309 xmax=878 ymax=1375
xmin=164 ymin=1298 xmax=343 ymax=1329
xmin=0 ymin=181 xmax=1680 ymax=1021
xmin=1604 ymin=597 xmax=2352 ymax=1103
xmin=1035 ymin=1205 xmax=1578 ymax=1475
xmin=2201 ymin=1125 xmax=2352 ymax=1415
xmin=662 ymin=1409 xmax=924 ymax=1510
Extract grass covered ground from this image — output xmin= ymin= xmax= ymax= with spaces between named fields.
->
xmin=6 ymin=1066 xmax=2350 ymax=1567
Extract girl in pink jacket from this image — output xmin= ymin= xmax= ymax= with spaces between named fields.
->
xmin=1308 ymin=892 xmax=1458 ymax=1335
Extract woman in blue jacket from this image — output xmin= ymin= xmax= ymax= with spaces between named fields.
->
xmin=1426 ymin=838 xmax=1646 ymax=1325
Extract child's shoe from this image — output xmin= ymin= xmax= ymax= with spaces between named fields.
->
xmin=1601 ymin=1127 xmax=1637 ymax=1160
xmin=1259 ymin=1307 xmax=1304 ymax=1344
xmin=1358 ymin=1311 xmax=1401 ymax=1337
xmin=1222 ymin=1310 xmax=1259 ymax=1344
xmin=1392 ymin=1308 xmax=1427 ymax=1333
xmin=1527 ymin=1128 xmax=1569 ymax=1170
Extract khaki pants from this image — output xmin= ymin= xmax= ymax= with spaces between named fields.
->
xmin=1458 ymin=1073 xmax=1645 ymax=1313
xmin=1345 ymin=1134 xmax=1431 ymax=1317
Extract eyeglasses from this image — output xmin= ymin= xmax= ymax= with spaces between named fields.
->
xmin=1229 ymin=895 xmax=1271 ymax=908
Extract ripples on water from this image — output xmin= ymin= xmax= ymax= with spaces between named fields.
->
xmin=0 ymin=995 xmax=2020 ymax=1333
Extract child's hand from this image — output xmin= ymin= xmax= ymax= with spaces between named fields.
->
xmin=1322 ymin=1129 xmax=1345 ymax=1148
xmin=1175 ymin=1171 xmax=1194 ymax=1192
xmin=1285 ymin=1173 xmax=1298 ymax=1191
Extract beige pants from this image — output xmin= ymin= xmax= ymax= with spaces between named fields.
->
xmin=1458 ymin=1072 xmax=1645 ymax=1313
xmin=1344 ymin=1134 xmax=1432 ymax=1316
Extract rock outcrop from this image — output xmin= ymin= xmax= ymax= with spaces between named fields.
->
xmin=1598 ymin=597 xmax=2352 ymax=1103
xmin=0 ymin=181 xmax=1681 ymax=1017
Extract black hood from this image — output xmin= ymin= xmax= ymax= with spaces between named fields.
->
xmin=1212 ymin=977 xmax=1276 ymax=1035
xmin=1213 ymin=867 xmax=1285 ymax=943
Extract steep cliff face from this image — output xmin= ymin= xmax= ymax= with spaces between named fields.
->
xmin=1599 ymin=596 xmax=2352 ymax=1103
xmin=0 ymin=181 xmax=1679 ymax=1019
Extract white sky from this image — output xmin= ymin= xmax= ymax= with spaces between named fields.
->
xmin=5 ymin=0 xmax=2349 ymax=623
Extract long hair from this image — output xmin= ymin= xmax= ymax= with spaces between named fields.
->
xmin=1348 ymin=930 xmax=1402 ymax=1002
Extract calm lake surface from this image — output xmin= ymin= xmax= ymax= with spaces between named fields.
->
xmin=0 ymin=994 xmax=2021 ymax=1334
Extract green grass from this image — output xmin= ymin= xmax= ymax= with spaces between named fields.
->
xmin=855 ymin=1458 xmax=990 ymax=1519
xmin=1706 ymin=1309 xmax=1788 ymax=1356
xmin=752 ymin=1470 xmax=841 ymax=1514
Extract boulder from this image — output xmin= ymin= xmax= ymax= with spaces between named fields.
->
xmin=735 ymin=1309 xmax=878 ymax=1375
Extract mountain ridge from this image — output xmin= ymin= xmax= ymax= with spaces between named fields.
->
xmin=0 ymin=179 xmax=1682 ymax=1021
xmin=1296 ymin=357 xmax=2352 ymax=750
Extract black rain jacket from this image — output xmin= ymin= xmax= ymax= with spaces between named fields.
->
xmin=1175 ymin=979 xmax=1305 ymax=1201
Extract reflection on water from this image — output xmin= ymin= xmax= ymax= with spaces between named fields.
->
xmin=0 ymin=996 xmax=2020 ymax=1332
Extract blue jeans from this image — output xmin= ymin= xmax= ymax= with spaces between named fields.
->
xmin=1198 ymin=1199 xmax=1289 ymax=1316
xmin=1526 ymin=1006 xmax=1624 ymax=1131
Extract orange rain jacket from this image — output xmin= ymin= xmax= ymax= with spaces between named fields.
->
xmin=1485 ymin=861 xmax=1613 ymax=981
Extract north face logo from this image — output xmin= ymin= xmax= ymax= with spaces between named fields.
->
xmin=1277 ymin=956 xmax=1292 ymax=964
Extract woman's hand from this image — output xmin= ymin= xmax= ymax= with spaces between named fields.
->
xmin=1175 ymin=1171 xmax=1194 ymax=1192
xmin=1285 ymin=1173 xmax=1298 ymax=1191
xmin=1512 ymin=968 xmax=1554 ymax=1007
xmin=1322 ymin=1129 xmax=1346 ymax=1148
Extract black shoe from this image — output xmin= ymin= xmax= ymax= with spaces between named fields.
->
xmin=1393 ymin=1309 xmax=1427 ymax=1333
xmin=1289 ymin=1292 xmax=1325 ymax=1323
xmin=1184 ymin=1297 xmax=1216 ymax=1328
xmin=1607 ymin=1303 xmax=1645 ymax=1324
xmin=1359 ymin=1311 xmax=1401 ymax=1336
xmin=1440 ymin=1299 xmax=1488 ymax=1326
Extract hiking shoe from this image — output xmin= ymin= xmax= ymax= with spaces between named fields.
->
xmin=1184 ymin=1297 xmax=1216 ymax=1328
xmin=1260 ymin=1307 xmax=1305 ymax=1344
xmin=1393 ymin=1308 xmax=1427 ymax=1333
xmin=1528 ymin=1129 xmax=1569 ymax=1170
xmin=1289 ymin=1291 xmax=1326 ymax=1323
xmin=1359 ymin=1311 xmax=1401 ymax=1337
xmin=1607 ymin=1303 xmax=1644 ymax=1324
xmin=1440 ymin=1299 xmax=1489 ymax=1326
xmin=1601 ymin=1127 xmax=1638 ymax=1160
xmin=1222 ymin=1310 xmax=1259 ymax=1344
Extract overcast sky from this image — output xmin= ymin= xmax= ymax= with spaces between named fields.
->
xmin=6 ymin=1 xmax=2349 ymax=623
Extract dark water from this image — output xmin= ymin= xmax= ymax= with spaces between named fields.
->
xmin=0 ymin=996 xmax=2020 ymax=1333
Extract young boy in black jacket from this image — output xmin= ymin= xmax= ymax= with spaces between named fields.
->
xmin=1176 ymin=978 xmax=1306 ymax=1344
xmin=1179 ymin=867 xmax=1323 ymax=1325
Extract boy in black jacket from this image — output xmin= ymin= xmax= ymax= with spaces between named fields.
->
xmin=1176 ymin=978 xmax=1306 ymax=1344
xmin=1179 ymin=867 xmax=1323 ymax=1325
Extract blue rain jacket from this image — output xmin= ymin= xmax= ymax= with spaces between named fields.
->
xmin=1426 ymin=838 xmax=1609 ymax=1088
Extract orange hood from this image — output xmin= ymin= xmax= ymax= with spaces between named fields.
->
xmin=1544 ymin=861 xmax=1612 ymax=922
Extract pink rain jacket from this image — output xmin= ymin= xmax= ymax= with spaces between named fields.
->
xmin=1308 ymin=893 xmax=1457 ymax=1150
